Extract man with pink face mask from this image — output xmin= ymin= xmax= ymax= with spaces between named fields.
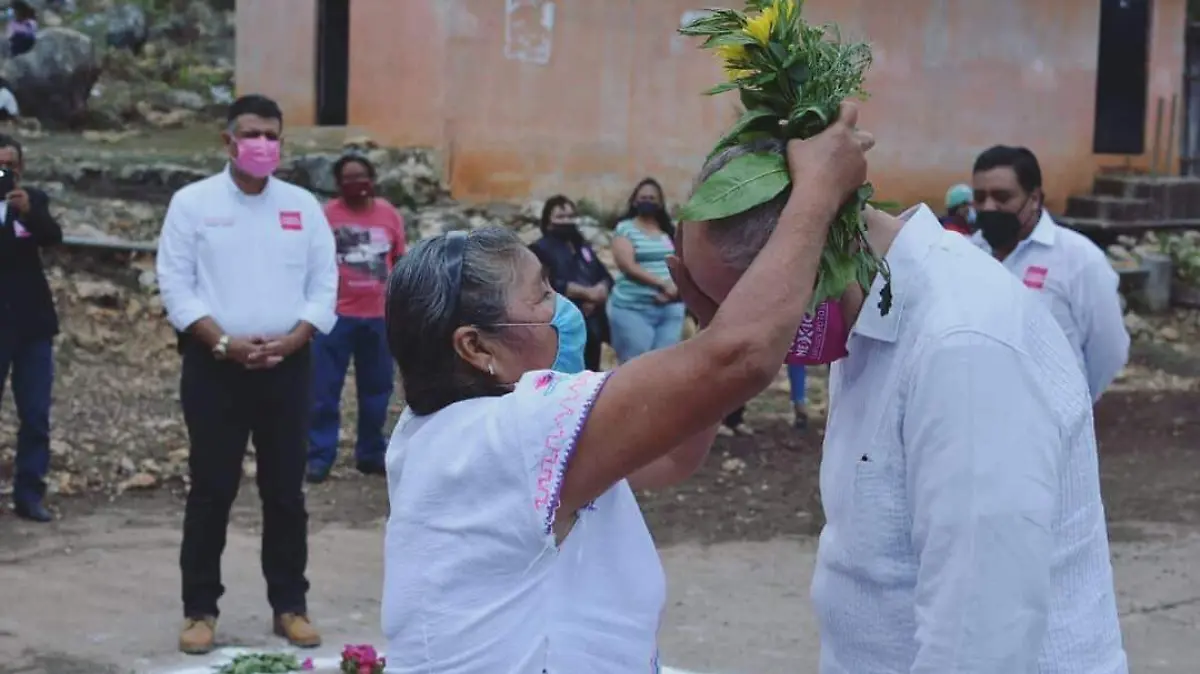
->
xmin=157 ymin=94 xmax=338 ymax=655
xmin=673 ymin=129 xmax=1127 ymax=673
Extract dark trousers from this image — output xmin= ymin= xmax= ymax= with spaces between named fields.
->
xmin=0 ymin=333 xmax=52 ymax=506
xmin=179 ymin=342 xmax=312 ymax=618
xmin=584 ymin=331 xmax=603 ymax=371
xmin=308 ymin=316 xmax=392 ymax=471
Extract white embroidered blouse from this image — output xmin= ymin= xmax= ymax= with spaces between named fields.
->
xmin=381 ymin=369 xmax=666 ymax=674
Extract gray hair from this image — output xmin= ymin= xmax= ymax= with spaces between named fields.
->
xmin=385 ymin=227 xmax=526 ymax=414
xmin=693 ymin=138 xmax=790 ymax=270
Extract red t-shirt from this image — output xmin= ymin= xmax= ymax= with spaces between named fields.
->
xmin=324 ymin=197 xmax=407 ymax=318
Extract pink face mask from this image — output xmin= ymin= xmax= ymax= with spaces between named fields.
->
xmin=233 ymin=137 xmax=281 ymax=178
xmin=785 ymin=299 xmax=850 ymax=366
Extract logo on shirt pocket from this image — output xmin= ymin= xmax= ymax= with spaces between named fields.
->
xmin=1023 ymin=265 xmax=1048 ymax=290
xmin=280 ymin=211 xmax=303 ymax=231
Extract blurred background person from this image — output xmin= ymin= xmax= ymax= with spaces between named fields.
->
xmin=788 ymin=364 xmax=808 ymax=431
xmin=307 ymin=154 xmax=406 ymax=483
xmin=0 ymin=133 xmax=61 ymax=523
xmin=606 ymin=178 xmax=684 ymax=363
xmin=972 ymin=145 xmax=1129 ymax=402
xmin=6 ymin=1 xmax=36 ymax=57
xmin=940 ymin=183 xmax=975 ymax=235
xmin=529 ymin=195 xmax=612 ymax=371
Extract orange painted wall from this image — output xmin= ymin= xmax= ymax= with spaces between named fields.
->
xmin=234 ymin=0 xmax=318 ymax=126
xmin=236 ymin=0 xmax=1188 ymax=212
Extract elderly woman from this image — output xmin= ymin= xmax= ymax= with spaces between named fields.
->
xmin=380 ymin=107 xmax=871 ymax=672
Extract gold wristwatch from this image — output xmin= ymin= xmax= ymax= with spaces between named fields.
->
xmin=212 ymin=334 xmax=231 ymax=360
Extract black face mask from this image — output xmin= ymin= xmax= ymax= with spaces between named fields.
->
xmin=976 ymin=210 xmax=1022 ymax=250
xmin=634 ymin=201 xmax=662 ymax=218
xmin=547 ymin=222 xmax=580 ymax=240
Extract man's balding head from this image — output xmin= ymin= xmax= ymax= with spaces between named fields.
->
xmin=682 ymin=139 xmax=792 ymax=303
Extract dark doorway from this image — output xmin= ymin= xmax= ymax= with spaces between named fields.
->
xmin=1093 ymin=0 xmax=1152 ymax=155
xmin=316 ymin=0 xmax=350 ymax=126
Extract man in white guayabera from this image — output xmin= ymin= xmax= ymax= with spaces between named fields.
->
xmin=670 ymin=103 xmax=1128 ymax=674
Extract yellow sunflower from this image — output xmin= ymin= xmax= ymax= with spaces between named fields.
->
xmin=742 ymin=3 xmax=778 ymax=45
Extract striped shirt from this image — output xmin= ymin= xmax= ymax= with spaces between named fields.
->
xmin=610 ymin=219 xmax=675 ymax=308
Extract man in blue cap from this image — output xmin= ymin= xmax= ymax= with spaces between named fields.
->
xmin=940 ymin=183 xmax=975 ymax=235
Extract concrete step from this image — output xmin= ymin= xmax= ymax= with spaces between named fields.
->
xmin=1065 ymin=195 xmax=1157 ymax=221
xmin=1092 ymin=174 xmax=1200 ymax=219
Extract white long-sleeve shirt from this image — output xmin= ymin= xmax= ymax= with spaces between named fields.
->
xmin=973 ymin=210 xmax=1130 ymax=401
xmin=156 ymin=167 xmax=338 ymax=338
xmin=813 ymin=205 xmax=1127 ymax=674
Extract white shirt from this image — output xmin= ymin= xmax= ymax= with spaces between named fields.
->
xmin=382 ymin=370 xmax=666 ymax=674
xmin=156 ymin=167 xmax=338 ymax=337
xmin=973 ymin=210 xmax=1129 ymax=401
xmin=813 ymin=205 xmax=1127 ymax=674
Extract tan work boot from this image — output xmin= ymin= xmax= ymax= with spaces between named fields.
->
xmin=273 ymin=613 xmax=321 ymax=648
xmin=179 ymin=616 xmax=217 ymax=655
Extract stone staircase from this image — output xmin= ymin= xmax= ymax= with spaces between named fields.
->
xmin=1060 ymin=172 xmax=1200 ymax=247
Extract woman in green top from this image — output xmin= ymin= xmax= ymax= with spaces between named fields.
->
xmin=606 ymin=178 xmax=685 ymax=363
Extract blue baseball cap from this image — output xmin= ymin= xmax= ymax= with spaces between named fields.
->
xmin=945 ymin=183 xmax=973 ymax=210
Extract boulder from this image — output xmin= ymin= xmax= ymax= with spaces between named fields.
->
xmin=3 ymin=27 xmax=101 ymax=129
xmin=105 ymin=3 xmax=149 ymax=54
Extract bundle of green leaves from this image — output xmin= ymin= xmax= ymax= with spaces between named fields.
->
xmin=678 ymin=0 xmax=891 ymax=314
xmin=214 ymin=652 xmax=309 ymax=674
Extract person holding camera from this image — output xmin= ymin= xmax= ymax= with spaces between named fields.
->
xmin=0 ymin=133 xmax=62 ymax=523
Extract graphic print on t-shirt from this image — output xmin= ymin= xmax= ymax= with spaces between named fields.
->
xmin=335 ymin=224 xmax=393 ymax=284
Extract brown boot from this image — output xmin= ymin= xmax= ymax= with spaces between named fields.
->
xmin=179 ymin=616 xmax=216 ymax=655
xmin=273 ymin=613 xmax=321 ymax=648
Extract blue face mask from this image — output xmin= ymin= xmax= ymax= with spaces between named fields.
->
xmin=550 ymin=293 xmax=587 ymax=374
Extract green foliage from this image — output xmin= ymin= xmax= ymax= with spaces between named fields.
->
xmin=214 ymin=653 xmax=304 ymax=674
xmin=678 ymin=0 xmax=891 ymax=314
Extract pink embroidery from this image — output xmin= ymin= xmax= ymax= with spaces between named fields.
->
xmin=534 ymin=372 xmax=554 ymax=390
xmin=1023 ymin=265 xmax=1048 ymax=290
xmin=531 ymin=371 xmax=610 ymax=533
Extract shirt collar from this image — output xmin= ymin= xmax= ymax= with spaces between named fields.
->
xmin=852 ymin=203 xmax=943 ymax=343
xmin=222 ymin=163 xmax=273 ymax=198
xmin=1028 ymin=208 xmax=1057 ymax=246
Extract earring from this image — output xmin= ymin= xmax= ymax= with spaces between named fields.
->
xmin=488 ymin=362 xmax=495 ymax=376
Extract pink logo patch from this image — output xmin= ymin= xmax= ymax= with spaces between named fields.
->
xmin=534 ymin=373 xmax=554 ymax=390
xmin=1023 ymin=265 xmax=1048 ymax=290
xmin=279 ymin=211 xmax=303 ymax=231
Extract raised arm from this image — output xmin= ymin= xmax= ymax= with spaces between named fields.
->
xmin=560 ymin=102 xmax=873 ymax=515
xmin=903 ymin=331 xmax=1062 ymax=674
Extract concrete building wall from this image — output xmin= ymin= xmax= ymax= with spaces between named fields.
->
xmin=236 ymin=0 xmax=1188 ymax=211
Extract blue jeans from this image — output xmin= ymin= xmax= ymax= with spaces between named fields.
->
xmin=308 ymin=317 xmax=393 ymax=471
xmin=606 ymin=300 xmax=686 ymax=363
xmin=787 ymin=364 xmax=807 ymax=405
xmin=0 ymin=334 xmax=52 ymax=506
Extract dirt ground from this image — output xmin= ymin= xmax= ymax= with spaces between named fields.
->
xmin=2 ymin=342 xmax=1200 ymax=672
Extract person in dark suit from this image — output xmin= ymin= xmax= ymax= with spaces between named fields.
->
xmin=529 ymin=196 xmax=613 ymax=371
xmin=0 ymin=133 xmax=62 ymax=522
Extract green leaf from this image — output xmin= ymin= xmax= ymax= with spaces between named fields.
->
xmin=702 ymin=32 xmax=759 ymax=48
xmin=677 ymin=152 xmax=790 ymax=222
xmin=703 ymin=81 xmax=741 ymax=96
xmin=707 ymin=108 xmax=781 ymax=160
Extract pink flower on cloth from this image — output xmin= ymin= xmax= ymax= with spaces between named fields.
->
xmin=301 ymin=658 xmax=314 ymax=671
xmin=340 ymin=644 xmax=386 ymax=674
